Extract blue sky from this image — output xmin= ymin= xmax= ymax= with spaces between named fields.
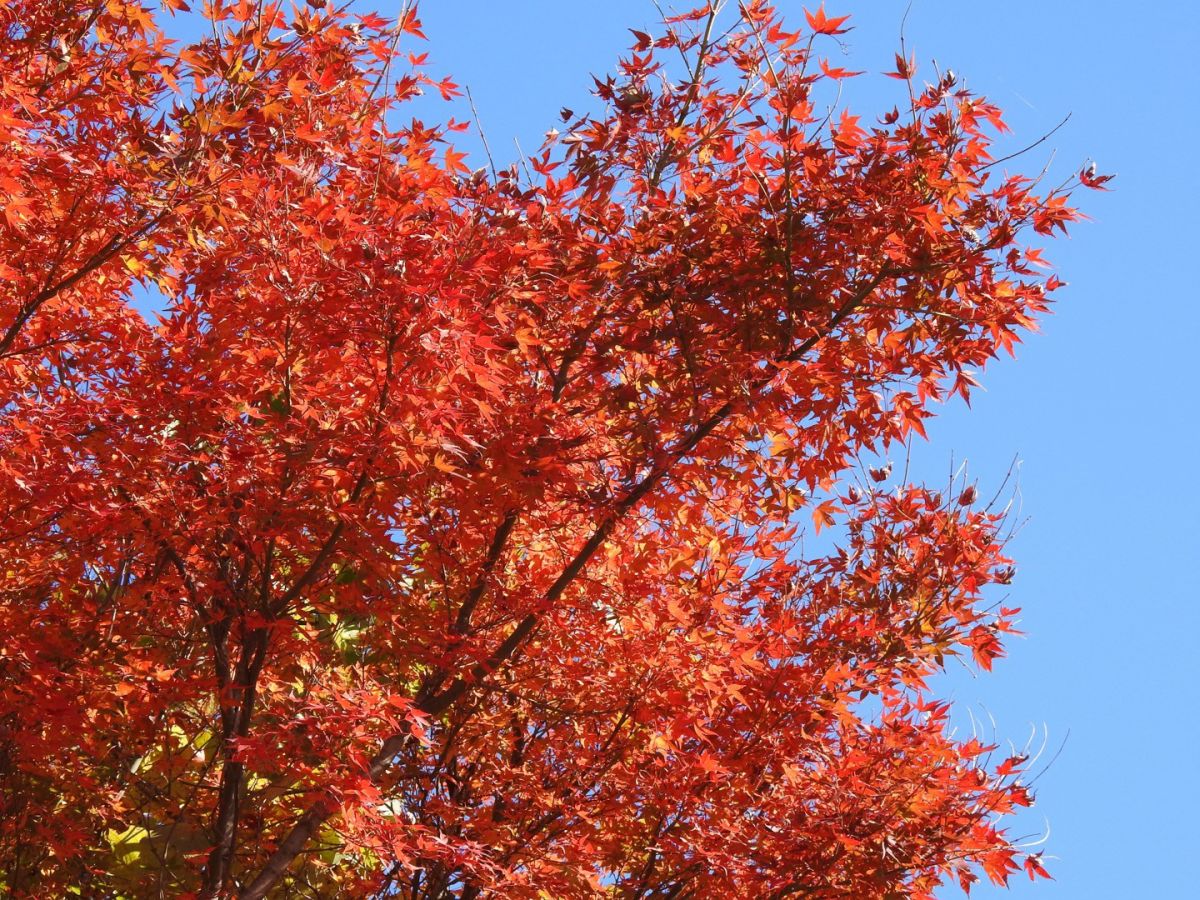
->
xmin=161 ymin=1 xmax=1198 ymax=895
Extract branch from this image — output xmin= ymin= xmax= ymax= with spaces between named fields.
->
xmin=981 ymin=113 xmax=1071 ymax=172
xmin=272 ymin=467 xmax=372 ymax=614
xmin=0 ymin=209 xmax=168 ymax=358
xmin=453 ymin=509 xmax=519 ymax=635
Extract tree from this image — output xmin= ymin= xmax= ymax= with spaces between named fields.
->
xmin=0 ymin=1 xmax=1105 ymax=896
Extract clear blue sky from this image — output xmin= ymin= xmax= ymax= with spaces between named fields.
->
xmin=162 ymin=2 xmax=1199 ymax=895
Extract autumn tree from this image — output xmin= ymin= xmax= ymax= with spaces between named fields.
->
xmin=0 ymin=1 xmax=1106 ymax=896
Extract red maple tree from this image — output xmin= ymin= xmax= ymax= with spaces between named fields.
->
xmin=0 ymin=1 xmax=1104 ymax=896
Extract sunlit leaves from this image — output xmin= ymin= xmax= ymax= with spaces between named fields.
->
xmin=0 ymin=1 xmax=1095 ymax=897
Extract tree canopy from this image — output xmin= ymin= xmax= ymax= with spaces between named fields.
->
xmin=0 ymin=1 xmax=1105 ymax=896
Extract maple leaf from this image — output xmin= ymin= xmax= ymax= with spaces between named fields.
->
xmin=1023 ymin=853 xmax=1052 ymax=881
xmin=886 ymin=51 xmax=917 ymax=80
xmin=805 ymin=4 xmax=852 ymax=35
xmin=1080 ymin=161 xmax=1116 ymax=190
xmin=819 ymin=58 xmax=865 ymax=80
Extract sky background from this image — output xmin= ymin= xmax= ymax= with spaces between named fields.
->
xmin=161 ymin=2 xmax=1198 ymax=895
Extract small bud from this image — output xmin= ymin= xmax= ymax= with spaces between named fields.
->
xmin=994 ymin=565 xmax=1016 ymax=585
xmin=868 ymin=462 xmax=892 ymax=483
xmin=958 ymin=485 xmax=977 ymax=505
xmin=846 ymin=485 xmax=862 ymax=503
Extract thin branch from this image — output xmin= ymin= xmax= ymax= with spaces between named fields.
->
xmin=981 ymin=113 xmax=1071 ymax=172
xmin=464 ymin=85 xmax=498 ymax=181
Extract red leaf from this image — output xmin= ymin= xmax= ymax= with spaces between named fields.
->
xmin=805 ymin=4 xmax=852 ymax=35
xmin=1023 ymin=853 xmax=1052 ymax=881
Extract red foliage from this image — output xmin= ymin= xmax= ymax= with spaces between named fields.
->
xmin=0 ymin=1 xmax=1090 ymax=896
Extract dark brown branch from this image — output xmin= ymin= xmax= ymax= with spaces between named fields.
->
xmin=453 ymin=509 xmax=519 ymax=635
xmin=202 ymin=627 xmax=270 ymax=896
xmin=0 ymin=209 xmax=168 ymax=358
xmin=272 ymin=467 xmax=372 ymax=615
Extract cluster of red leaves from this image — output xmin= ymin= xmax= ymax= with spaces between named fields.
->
xmin=0 ymin=1 xmax=1102 ymax=897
